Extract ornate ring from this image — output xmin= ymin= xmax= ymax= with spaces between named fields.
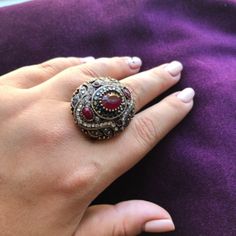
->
xmin=71 ymin=77 xmax=135 ymax=140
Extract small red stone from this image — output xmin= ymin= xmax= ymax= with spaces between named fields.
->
xmin=102 ymin=92 xmax=122 ymax=110
xmin=82 ymin=107 xmax=93 ymax=120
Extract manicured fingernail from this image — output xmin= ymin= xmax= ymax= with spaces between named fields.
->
xmin=80 ymin=56 xmax=95 ymax=63
xmin=127 ymin=56 xmax=142 ymax=69
xmin=177 ymin=87 xmax=195 ymax=103
xmin=165 ymin=61 xmax=183 ymax=77
xmin=143 ymin=219 xmax=175 ymax=233
xmin=97 ymin=57 xmax=109 ymax=60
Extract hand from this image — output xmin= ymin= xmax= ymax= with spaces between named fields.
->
xmin=0 ymin=56 xmax=194 ymax=235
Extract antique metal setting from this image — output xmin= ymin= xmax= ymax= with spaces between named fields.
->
xmin=71 ymin=77 xmax=135 ymax=140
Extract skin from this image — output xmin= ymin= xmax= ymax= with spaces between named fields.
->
xmin=0 ymin=57 xmax=193 ymax=235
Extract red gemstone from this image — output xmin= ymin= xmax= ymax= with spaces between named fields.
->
xmin=82 ymin=107 xmax=93 ymax=120
xmin=102 ymin=92 xmax=122 ymax=110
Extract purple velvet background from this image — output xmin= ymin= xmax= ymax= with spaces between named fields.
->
xmin=0 ymin=0 xmax=235 ymax=235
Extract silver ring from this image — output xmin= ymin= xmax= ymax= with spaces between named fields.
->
xmin=71 ymin=77 xmax=135 ymax=140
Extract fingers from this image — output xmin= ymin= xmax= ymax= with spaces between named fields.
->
xmin=129 ymin=88 xmax=195 ymax=149
xmin=36 ymin=56 xmax=142 ymax=100
xmin=0 ymin=57 xmax=94 ymax=88
xmin=122 ymin=60 xmax=183 ymax=111
xmin=76 ymin=200 xmax=175 ymax=236
xmin=100 ymin=88 xmax=195 ymax=177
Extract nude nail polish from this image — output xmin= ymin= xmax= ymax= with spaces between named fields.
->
xmin=177 ymin=87 xmax=195 ymax=103
xmin=127 ymin=56 xmax=142 ymax=69
xmin=143 ymin=219 xmax=175 ymax=233
xmin=165 ymin=61 xmax=183 ymax=77
xmin=80 ymin=56 xmax=95 ymax=63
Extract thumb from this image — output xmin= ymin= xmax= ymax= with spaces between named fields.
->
xmin=75 ymin=200 xmax=175 ymax=236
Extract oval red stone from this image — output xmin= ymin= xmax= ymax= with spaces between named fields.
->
xmin=102 ymin=92 xmax=122 ymax=110
xmin=82 ymin=107 xmax=93 ymax=120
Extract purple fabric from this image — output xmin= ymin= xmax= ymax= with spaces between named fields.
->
xmin=0 ymin=0 xmax=235 ymax=235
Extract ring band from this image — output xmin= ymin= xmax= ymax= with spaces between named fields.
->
xmin=71 ymin=77 xmax=135 ymax=140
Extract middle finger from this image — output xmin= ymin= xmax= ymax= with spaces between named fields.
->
xmin=122 ymin=60 xmax=183 ymax=112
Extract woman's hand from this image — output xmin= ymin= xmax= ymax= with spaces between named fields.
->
xmin=0 ymin=56 xmax=194 ymax=235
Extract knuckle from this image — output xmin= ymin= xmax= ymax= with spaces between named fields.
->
xmin=77 ymin=162 xmax=102 ymax=188
xmin=112 ymin=223 xmax=127 ymax=236
xmin=112 ymin=207 xmax=128 ymax=236
xmin=79 ymin=63 xmax=101 ymax=77
xmin=133 ymin=115 xmax=157 ymax=146
xmin=150 ymin=67 xmax=164 ymax=78
xmin=112 ymin=56 xmax=125 ymax=66
xmin=65 ymin=57 xmax=81 ymax=65
xmin=151 ymin=66 xmax=173 ymax=81
xmin=60 ymin=161 xmax=102 ymax=194
xmin=165 ymin=96 xmax=186 ymax=112
xmin=39 ymin=61 xmax=58 ymax=76
xmin=112 ymin=56 xmax=131 ymax=74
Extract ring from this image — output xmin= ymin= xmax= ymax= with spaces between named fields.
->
xmin=71 ymin=77 xmax=135 ymax=140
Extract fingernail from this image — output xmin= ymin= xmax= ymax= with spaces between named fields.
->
xmin=165 ymin=61 xmax=183 ymax=77
xmin=80 ymin=56 xmax=95 ymax=63
xmin=127 ymin=56 xmax=142 ymax=69
xmin=143 ymin=219 xmax=175 ymax=233
xmin=97 ymin=57 xmax=109 ymax=60
xmin=177 ymin=87 xmax=195 ymax=103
